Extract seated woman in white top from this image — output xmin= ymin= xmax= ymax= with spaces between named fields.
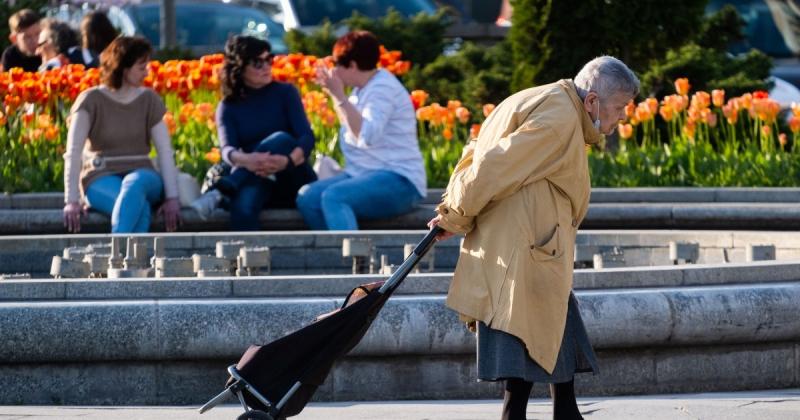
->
xmin=62 ymin=36 xmax=181 ymax=233
xmin=296 ymin=30 xmax=427 ymax=230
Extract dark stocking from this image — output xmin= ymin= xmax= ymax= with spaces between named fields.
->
xmin=501 ymin=378 xmax=533 ymax=420
xmin=550 ymin=379 xmax=583 ymax=420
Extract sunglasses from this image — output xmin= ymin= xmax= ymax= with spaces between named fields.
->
xmin=250 ymin=53 xmax=274 ymax=69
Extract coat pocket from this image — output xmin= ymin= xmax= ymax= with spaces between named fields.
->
xmin=529 ymin=223 xmax=563 ymax=261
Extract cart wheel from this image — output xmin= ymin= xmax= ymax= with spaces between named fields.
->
xmin=236 ymin=410 xmax=274 ymax=420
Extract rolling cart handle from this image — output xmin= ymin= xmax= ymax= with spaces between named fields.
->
xmin=414 ymin=226 xmax=444 ymax=257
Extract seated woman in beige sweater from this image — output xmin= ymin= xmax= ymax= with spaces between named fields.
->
xmin=62 ymin=36 xmax=180 ymax=233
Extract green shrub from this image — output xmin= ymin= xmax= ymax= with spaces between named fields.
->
xmin=509 ymin=0 xmax=707 ymax=89
xmin=640 ymin=5 xmax=772 ymax=98
xmin=285 ymin=8 xmax=450 ymax=67
xmin=404 ymin=41 xmax=512 ymax=110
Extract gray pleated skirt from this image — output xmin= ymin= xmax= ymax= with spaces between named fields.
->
xmin=477 ymin=292 xmax=599 ymax=384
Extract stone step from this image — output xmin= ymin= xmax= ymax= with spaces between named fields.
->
xmin=3 ymin=260 xmax=800 ymax=301
xmin=5 ymin=229 xmax=800 ymax=278
xmin=0 ymin=282 xmax=797 ymax=404
xmin=8 ymin=202 xmax=800 ymax=235
xmin=7 ymin=187 xmax=800 ymax=210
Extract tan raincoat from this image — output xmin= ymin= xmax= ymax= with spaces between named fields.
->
xmin=435 ymin=79 xmax=602 ymax=374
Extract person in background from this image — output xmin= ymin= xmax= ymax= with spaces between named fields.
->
xmin=429 ymin=56 xmax=640 ymax=420
xmin=295 ymin=30 xmax=426 ymax=230
xmin=67 ymin=11 xmax=116 ymax=68
xmin=36 ymin=19 xmax=78 ymax=71
xmin=63 ymin=36 xmax=181 ymax=233
xmin=190 ymin=35 xmax=317 ymax=231
xmin=1 ymin=8 xmax=41 ymax=72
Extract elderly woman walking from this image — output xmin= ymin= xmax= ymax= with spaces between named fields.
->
xmin=429 ymin=56 xmax=640 ymax=420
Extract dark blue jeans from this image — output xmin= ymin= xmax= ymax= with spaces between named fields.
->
xmin=225 ymin=131 xmax=317 ymax=231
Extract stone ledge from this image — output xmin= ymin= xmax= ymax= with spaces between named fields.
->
xmin=1 ymin=283 xmax=798 ymax=363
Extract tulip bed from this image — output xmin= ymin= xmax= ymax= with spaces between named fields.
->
xmin=591 ymin=78 xmax=800 ymax=186
xmin=1 ymin=55 xmax=798 ymax=194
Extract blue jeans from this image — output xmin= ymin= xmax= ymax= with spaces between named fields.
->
xmin=85 ymin=168 xmax=164 ymax=233
xmin=295 ymin=170 xmax=422 ymax=230
xmin=226 ymin=131 xmax=317 ymax=231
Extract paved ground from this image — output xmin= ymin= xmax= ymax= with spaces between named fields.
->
xmin=0 ymin=389 xmax=798 ymax=420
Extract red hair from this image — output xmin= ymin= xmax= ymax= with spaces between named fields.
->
xmin=332 ymin=30 xmax=380 ymax=71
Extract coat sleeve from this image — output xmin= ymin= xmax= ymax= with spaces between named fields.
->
xmin=435 ymin=119 xmax=564 ymax=234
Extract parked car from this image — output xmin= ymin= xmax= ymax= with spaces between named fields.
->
xmin=707 ymin=0 xmax=800 ymax=92
xmin=275 ymin=0 xmax=437 ymax=31
xmin=47 ymin=0 xmax=287 ymax=55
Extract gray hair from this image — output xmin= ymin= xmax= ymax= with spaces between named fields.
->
xmin=574 ymin=56 xmax=640 ymax=100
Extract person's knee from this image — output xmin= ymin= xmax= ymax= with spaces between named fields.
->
xmin=257 ymin=131 xmax=295 ymax=155
xmin=121 ymin=170 xmax=159 ymax=192
xmin=295 ymin=183 xmax=318 ymax=210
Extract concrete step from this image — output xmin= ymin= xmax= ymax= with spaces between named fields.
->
xmin=0 ymin=282 xmax=798 ymax=404
xmin=9 ymin=202 xmax=800 ymax=235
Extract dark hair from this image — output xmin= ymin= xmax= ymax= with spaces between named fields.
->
xmin=9 ymin=9 xmax=40 ymax=33
xmin=332 ymin=30 xmax=380 ymax=71
xmin=220 ymin=35 xmax=272 ymax=101
xmin=100 ymin=36 xmax=152 ymax=89
xmin=81 ymin=12 xmax=117 ymax=54
xmin=42 ymin=19 xmax=78 ymax=55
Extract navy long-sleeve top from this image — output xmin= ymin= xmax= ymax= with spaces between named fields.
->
xmin=216 ymin=81 xmax=314 ymax=166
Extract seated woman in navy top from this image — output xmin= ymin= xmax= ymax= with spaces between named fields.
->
xmin=191 ymin=36 xmax=317 ymax=230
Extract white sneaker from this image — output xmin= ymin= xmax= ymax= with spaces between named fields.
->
xmin=190 ymin=189 xmax=222 ymax=221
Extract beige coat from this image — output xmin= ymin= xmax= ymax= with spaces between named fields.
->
xmin=435 ymin=79 xmax=601 ymax=374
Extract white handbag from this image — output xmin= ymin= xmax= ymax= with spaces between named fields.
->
xmin=312 ymin=152 xmax=343 ymax=180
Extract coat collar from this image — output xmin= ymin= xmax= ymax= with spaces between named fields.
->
xmin=558 ymin=79 xmax=602 ymax=145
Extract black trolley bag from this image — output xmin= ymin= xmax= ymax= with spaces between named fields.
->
xmin=199 ymin=226 xmax=444 ymax=420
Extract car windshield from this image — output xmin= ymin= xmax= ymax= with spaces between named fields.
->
xmin=127 ymin=2 xmax=287 ymax=53
xmin=707 ymin=0 xmax=795 ymax=58
xmin=290 ymin=0 xmax=436 ymax=25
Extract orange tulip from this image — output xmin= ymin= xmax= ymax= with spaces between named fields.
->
xmin=163 ymin=112 xmax=177 ymax=135
xmin=624 ymin=100 xmax=635 ymax=118
xmin=645 ymin=97 xmax=658 ymax=115
xmin=44 ymin=126 xmax=59 ymax=141
xmin=442 ymin=127 xmax=453 ymax=141
xmin=205 ymin=147 xmax=221 ymax=164
xmin=635 ymin=102 xmax=653 ymax=122
xmin=483 ymin=103 xmax=495 ymax=117
xmin=691 ymin=91 xmax=711 ymax=110
xmin=683 ymin=120 xmax=696 ymax=139
xmin=722 ymin=102 xmax=738 ymax=125
xmin=674 ymin=78 xmax=690 ymax=96
xmin=447 ymin=100 xmax=462 ymax=111
xmin=761 ymin=125 xmax=772 ymax=138
xmin=779 ymin=133 xmax=788 ymax=147
xmin=659 ymin=103 xmax=675 ymax=122
xmin=410 ymin=90 xmax=428 ymax=110
xmin=737 ymin=93 xmax=753 ymax=111
xmin=792 ymin=102 xmax=800 ymax=117
xmin=455 ymin=106 xmax=471 ymax=124
xmin=712 ymin=89 xmax=725 ymax=107
xmin=617 ymin=123 xmax=633 ymax=140
xmin=790 ymin=116 xmax=800 ymax=134
xmin=470 ymin=123 xmax=481 ymax=139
